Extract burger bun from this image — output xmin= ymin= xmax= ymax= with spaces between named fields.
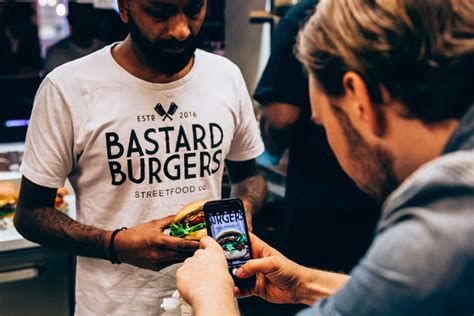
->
xmin=173 ymin=199 xmax=208 ymax=223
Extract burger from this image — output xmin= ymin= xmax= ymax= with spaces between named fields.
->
xmin=0 ymin=183 xmax=69 ymax=219
xmin=0 ymin=182 xmax=19 ymax=230
xmin=55 ymin=187 xmax=69 ymax=213
xmin=170 ymin=200 xmax=208 ymax=241
xmin=216 ymin=229 xmax=249 ymax=260
xmin=0 ymin=182 xmax=18 ymax=220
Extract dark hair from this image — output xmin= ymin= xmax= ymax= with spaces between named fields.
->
xmin=297 ymin=0 xmax=474 ymax=123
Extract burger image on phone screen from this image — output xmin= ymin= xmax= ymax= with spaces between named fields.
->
xmin=216 ymin=229 xmax=249 ymax=260
xmin=170 ymin=200 xmax=208 ymax=241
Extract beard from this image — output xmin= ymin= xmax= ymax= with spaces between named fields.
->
xmin=331 ymin=106 xmax=399 ymax=204
xmin=128 ymin=12 xmax=199 ymax=76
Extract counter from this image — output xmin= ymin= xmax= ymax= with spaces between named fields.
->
xmin=0 ymin=143 xmax=75 ymax=315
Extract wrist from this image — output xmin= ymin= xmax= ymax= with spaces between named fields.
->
xmin=193 ymin=288 xmax=238 ymax=316
xmin=295 ymin=266 xmax=324 ymax=306
xmin=103 ymin=231 xmax=113 ymax=260
xmin=192 ymin=283 xmax=237 ymax=316
xmin=106 ymin=227 xmax=128 ymax=264
xmin=295 ymin=267 xmax=349 ymax=306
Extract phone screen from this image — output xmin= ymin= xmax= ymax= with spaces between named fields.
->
xmin=204 ymin=198 xmax=255 ymax=288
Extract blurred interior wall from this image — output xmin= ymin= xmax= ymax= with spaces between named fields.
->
xmin=225 ymin=0 xmax=271 ymax=94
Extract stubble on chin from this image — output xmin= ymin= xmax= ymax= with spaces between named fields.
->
xmin=331 ymin=105 xmax=399 ymax=204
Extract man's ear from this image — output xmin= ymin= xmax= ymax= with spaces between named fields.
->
xmin=117 ymin=0 xmax=130 ymax=24
xmin=342 ymin=71 xmax=385 ymax=136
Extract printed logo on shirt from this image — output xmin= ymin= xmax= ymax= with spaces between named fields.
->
xmin=154 ymin=102 xmax=179 ymax=121
xmin=104 ymin=122 xmax=225 ymax=187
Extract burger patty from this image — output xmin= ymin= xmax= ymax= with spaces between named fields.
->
xmin=184 ymin=211 xmax=205 ymax=228
xmin=218 ymin=235 xmax=238 ymax=244
xmin=234 ymin=243 xmax=246 ymax=251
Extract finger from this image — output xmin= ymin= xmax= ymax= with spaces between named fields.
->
xmin=155 ymin=258 xmax=187 ymax=271
xmin=152 ymin=251 xmax=191 ymax=271
xmin=236 ymin=258 xmax=274 ymax=279
xmin=235 ymin=286 xmax=253 ymax=298
xmin=158 ymin=236 xmax=200 ymax=252
xmin=200 ymin=236 xmax=222 ymax=251
xmin=248 ymin=233 xmax=266 ymax=258
xmin=249 ymin=233 xmax=280 ymax=257
xmin=154 ymin=215 xmax=176 ymax=228
xmin=159 ymin=250 xmax=194 ymax=260
xmin=247 ymin=218 xmax=253 ymax=232
xmin=233 ymin=287 xmax=240 ymax=297
xmin=249 ymin=233 xmax=267 ymax=247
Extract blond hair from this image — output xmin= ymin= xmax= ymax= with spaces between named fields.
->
xmin=297 ymin=0 xmax=474 ymax=122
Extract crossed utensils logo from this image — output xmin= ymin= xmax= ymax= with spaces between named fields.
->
xmin=154 ymin=102 xmax=178 ymax=121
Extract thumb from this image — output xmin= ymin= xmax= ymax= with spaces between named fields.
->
xmin=236 ymin=257 xmax=275 ymax=279
xmin=155 ymin=215 xmax=176 ymax=228
xmin=200 ymin=236 xmax=222 ymax=251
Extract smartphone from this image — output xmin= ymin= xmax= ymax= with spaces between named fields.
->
xmin=204 ymin=198 xmax=256 ymax=289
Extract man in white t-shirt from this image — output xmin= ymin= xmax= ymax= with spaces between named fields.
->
xmin=14 ymin=0 xmax=266 ymax=315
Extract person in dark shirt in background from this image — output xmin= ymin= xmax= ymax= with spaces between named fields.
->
xmin=0 ymin=1 xmax=42 ymax=76
xmin=44 ymin=1 xmax=106 ymax=74
xmin=254 ymin=5 xmax=380 ymax=313
xmin=254 ymin=0 xmax=379 ymax=283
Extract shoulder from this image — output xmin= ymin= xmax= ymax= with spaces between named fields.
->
xmin=47 ymin=45 xmax=111 ymax=87
xmin=195 ymin=49 xmax=246 ymax=93
xmin=195 ymin=49 xmax=242 ymax=77
xmin=383 ymin=151 xmax=474 ymax=216
xmin=366 ymin=151 xmax=474 ymax=295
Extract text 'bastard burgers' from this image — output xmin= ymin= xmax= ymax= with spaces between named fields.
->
xmin=105 ymin=124 xmax=225 ymax=186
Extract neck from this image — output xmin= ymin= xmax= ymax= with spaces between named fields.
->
xmin=111 ymin=35 xmax=194 ymax=84
xmin=390 ymin=116 xmax=459 ymax=183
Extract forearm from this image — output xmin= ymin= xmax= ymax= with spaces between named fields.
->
xmin=260 ymin=117 xmax=291 ymax=156
xmin=297 ymin=266 xmax=350 ymax=306
xmin=14 ymin=206 xmax=110 ymax=260
xmin=230 ymin=173 xmax=267 ymax=216
xmin=193 ymin=290 xmax=239 ymax=316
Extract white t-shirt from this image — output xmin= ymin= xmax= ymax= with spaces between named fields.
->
xmin=21 ymin=45 xmax=264 ymax=315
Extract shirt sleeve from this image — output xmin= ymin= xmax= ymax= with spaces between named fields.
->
xmin=226 ymin=71 xmax=265 ymax=162
xmin=20 ymin=76 xmax=75 ymax=188
xmin=297 ymin=210 xmax=465 ymax=316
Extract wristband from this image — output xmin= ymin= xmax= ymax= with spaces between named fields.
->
xmin=109 ymin=227 xmax=127 ymax=264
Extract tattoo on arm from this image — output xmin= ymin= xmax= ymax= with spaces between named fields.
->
xmin=230 ymin=174 xmax=267 ymax=216
xmin=226 ymin=159 xmax=267 ymax=217
xmin=15 ymin=207 xmax=109 ymax=259
xmin=15 ymin=176 xmax=110 ymax=259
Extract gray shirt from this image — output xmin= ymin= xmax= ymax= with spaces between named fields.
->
xmin=299 ymin=107 xmax=474 ymax=316
xmin=44 ymin=37 xmax=106 ymax=74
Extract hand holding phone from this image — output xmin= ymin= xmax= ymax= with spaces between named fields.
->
xmin=204 ymin=198 xmax=256 ymax=289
